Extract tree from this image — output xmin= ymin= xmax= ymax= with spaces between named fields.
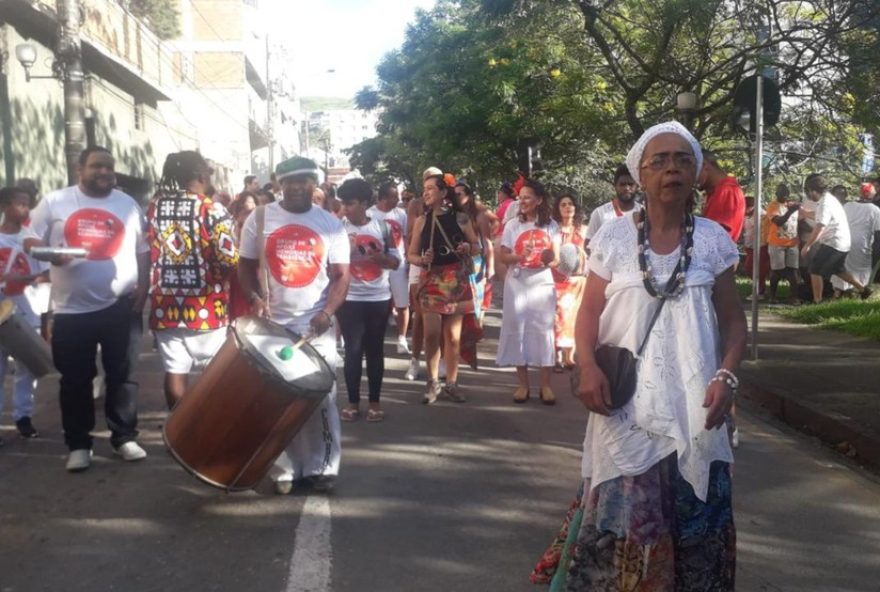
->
xmin=127 ymin=0 xmax=180 ymax=40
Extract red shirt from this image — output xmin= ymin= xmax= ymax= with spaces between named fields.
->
xmin=703 ymin=176 xmax=745 ymax=242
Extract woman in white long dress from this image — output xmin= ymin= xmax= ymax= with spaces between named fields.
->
xmin=495 ymin=179 xmax=559 ymax=405
xmin=532 ymin=122 xmax=746 ymax=590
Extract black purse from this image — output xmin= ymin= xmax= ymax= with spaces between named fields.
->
xmin=570 ymin=298 xmax=666 ymax=409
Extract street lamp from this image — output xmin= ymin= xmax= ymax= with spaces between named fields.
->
xmin=676 ymin=91 xmax=697 ymax=130
xmin=15 ymin=43 xmax=57 ymax=82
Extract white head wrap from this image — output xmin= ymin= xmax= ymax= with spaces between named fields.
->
xmin=625 ymin=121 xmax=702 ymax=186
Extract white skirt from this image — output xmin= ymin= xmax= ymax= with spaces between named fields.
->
xmin=495 ymin=266 xmax=556 ymax=367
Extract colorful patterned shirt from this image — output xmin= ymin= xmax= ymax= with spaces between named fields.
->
xmin=147 ymin=191 xmax=238 ymax=331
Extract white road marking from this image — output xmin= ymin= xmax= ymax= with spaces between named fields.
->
xmin=285 ymin=495 xmax=332 ymax=592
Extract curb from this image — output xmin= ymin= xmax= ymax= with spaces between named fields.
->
xmin=739 ymin=378 xmax=880 ymax=472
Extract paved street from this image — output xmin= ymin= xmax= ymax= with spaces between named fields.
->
xmin=2 ymin=311 xmax=880 ymax=591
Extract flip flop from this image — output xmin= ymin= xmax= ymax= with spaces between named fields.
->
xmin=366 ymin=409 xmax=385 ymax=422
xmin=341 ymin=408 xmax=359 ymax=422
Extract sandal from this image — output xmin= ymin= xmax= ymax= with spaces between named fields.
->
xmin=513 ymin=386 xmax=530 ymax=404
xmin=341 ymin=408 xmax=359 ymax=422
xmin=366 ymin=409 xmax=385 ymax=422
xmin=539 ymin=386 xmax=556 ymax=406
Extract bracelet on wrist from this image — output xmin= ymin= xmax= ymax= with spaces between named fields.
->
xmin=710 ymin=375 xmax=737 ymax=391
xmin=715 ymin=368 xmax=739 ymax=389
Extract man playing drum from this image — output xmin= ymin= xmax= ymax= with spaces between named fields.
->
xmin=147 ymin=151 xmax=238 ymax=409
xmin=25 ymin=146 xmax=150 ymax=472
xmin=238 ymin=156 xmax=351 ymax=494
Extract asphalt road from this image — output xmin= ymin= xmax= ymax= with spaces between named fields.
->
xmin=2 ymin=310 xmax=880 ymax=591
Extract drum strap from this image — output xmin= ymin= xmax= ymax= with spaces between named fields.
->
xmin=255 ymin=205 xmax=270 ymax=311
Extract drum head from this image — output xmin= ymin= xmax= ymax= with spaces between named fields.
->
xmin=233 ymin=316 xmax=335 ymax=399
xmin=0 ymin=299 xmax=14 ymax=324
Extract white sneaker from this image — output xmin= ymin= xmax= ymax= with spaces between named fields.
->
xmin=405 ymin=358 xmax=420 ymax=381
xmin=439 ymin=359 xmax=447 ymax=380
xmin=66 ymin=449 xmax=93 ymax=472
xmin=396 ymin=336 xmax=411 ymax=355
xmin=113 ymin=441 xmax=147 ymax=462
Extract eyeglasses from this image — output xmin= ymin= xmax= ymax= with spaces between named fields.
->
xmin=641 ymin=153 xmax=696 ymax=171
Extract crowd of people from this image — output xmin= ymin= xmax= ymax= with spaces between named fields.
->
xmin=2 ymin=124 xmax=880 ymax=589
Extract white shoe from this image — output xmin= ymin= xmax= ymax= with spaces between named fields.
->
xmin=439 ymin=359 xmax=447 ymax=380
xmin=113 ymin=441 xmax=147 ymax=462
xmin=405 ymin=358 xmax=420 ymax=381
xmin=66 ymin=449 xmax=93 ymax=472
xmin=396 ymin=336 xmax=411 ymax=355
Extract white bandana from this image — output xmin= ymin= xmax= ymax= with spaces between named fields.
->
xmin=625 ymin=121 xmax=702 ymax=186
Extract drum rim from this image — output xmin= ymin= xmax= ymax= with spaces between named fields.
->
xmin=231 ymin=316 xmax=336 ymax=399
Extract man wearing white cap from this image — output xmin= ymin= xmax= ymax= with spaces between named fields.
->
xmin=238 ymin=156 xmax=351 ymax=494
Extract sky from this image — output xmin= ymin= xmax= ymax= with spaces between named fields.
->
xmin=264 ymin=0 xmax=436 ymax=99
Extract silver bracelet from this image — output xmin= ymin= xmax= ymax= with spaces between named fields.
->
xmin=715 ymin=368 xmax=739 ymax=389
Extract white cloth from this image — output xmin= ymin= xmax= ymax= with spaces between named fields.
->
xmin=815 ymin=193 xmax=851 ymax=251
xmin=768 ymin=245 xmax=798 ymax=271
xmin=239 ymin=203 xmax=349 ymax=326
xmin=27 ymin=186 xmax=149 ymax=314
xmin=585 ymin=200 xmax=643 ymax=241
xmin=832 ymin=201 xmax=880 ymax=291
xmin=270 ymin=317 xmax=341 ymax=481
xmin=496 ymin=219 xmax=558 ymax=367
xmin=625 ymin=121 xmax=702 ymax=185
xmin=342 ymin=217 xmax=399 ymax=302
xmin=582 ymin=215 xmax=738 ymax=502
xmin=799 ymin=198 xmax=817 ymax=230
xmin=156 ymin=327 xmax=228 ymax=374
xmin=367 ymin=205 xmax=409 ymax=307
xmin=0 ymin=228 xmax=47 ymax=327
xmin=366 ymin=205 xmax=407 ymax=252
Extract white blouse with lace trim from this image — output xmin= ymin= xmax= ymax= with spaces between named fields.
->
xmin=581 ymin=213 xmax=739 ymax=502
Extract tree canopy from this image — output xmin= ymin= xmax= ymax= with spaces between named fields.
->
xmin=350 ymin=0 xmax=880 ymax=202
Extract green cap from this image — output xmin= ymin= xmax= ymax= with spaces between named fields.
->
xmin=277 ymin=345 xmax=295 ymax=361
xmin=275 ymin=156 xmax=321 ymax=183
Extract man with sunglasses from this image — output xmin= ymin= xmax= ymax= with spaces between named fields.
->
xmin=699 ymin=149 xmax=746 ymax=242
xmin=147 ymin=151 xmax=238 ymax=410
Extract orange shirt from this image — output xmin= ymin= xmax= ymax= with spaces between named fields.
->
xmin=765 ymin=201 xmax=799 ymax=248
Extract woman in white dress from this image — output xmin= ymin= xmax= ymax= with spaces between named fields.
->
xmin=531 ymin=122 xmax=746 ymax=590
xmin=496 ymin=179 xmax=559 ymax=405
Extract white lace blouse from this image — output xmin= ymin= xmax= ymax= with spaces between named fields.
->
xmin=581 ymin=214 xmax=739 ymax=502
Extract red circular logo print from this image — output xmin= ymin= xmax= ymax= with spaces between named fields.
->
xmin=385 ymin=219 xmax=404 ymax=250
xmin=64 ymin=208 xmax=125 ymax=260
xmin=515 ymin=229 xmax=552 ymax=268
xmin=266 ymin=224 xmax=325 ymax=288
xmin=0 ymin=248 xmax=32 ymax=296
xmin=350 ymin=233 xmax=383 ymax=282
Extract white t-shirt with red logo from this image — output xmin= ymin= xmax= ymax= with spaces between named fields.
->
xmin=239 ymin=202 xmax=350 ymax=325
xmin=367 ymin=205 xmax=407 ymax=253
xmin=27 ymin=186 xmax=149 ymax=314
xmin=0 ymin=229 xmax=47 ymax=326
xmin=501 ymin=218 xmax=559 ymax=269
xmin=343 ymin=217 xmax=400 ymax=302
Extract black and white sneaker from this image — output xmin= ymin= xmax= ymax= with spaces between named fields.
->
xmin=16 ymin=417 xmax=39 ymax=439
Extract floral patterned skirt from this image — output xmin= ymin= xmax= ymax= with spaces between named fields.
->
xmin=419 ymin=262 xmax=475 ymax=316
xmin=531 ymin=454 xmax=735 ymax=591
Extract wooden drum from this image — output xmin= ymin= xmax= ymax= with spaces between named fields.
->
xmin=163 ymin=316 xmax=335 ymax=491
xmin=0 ymin=299 xmax=54 ymax=378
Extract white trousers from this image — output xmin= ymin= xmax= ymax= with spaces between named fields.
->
xmin=270 ymin=318 xmax=342 ymax=482
xmin=0 ymin=353 xmax=36 ymax=421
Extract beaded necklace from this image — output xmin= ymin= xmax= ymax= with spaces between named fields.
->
xmin=636 ymin=208 xmax=695 ymax=299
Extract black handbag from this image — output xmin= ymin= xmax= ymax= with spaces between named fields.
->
xmin=570 ymin=298 xmax=666 ymax=409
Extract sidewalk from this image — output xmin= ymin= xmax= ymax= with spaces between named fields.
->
xmin=739 ymin=308 xmax=880 ymax=470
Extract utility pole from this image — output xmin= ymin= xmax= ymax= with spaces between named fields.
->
xmin=57 ymin=0 xmax=86 ymax=185
xmin=265 ymin=34 xmax=275 ymax=172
